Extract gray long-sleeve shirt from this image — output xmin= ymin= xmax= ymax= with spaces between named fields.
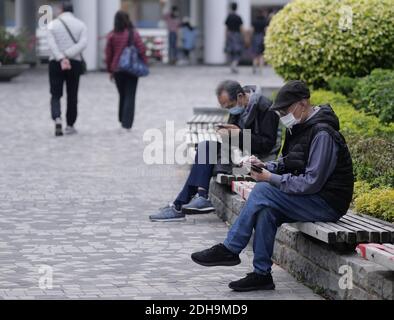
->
xmin=267 ymin=130 xmax=338 ymax=195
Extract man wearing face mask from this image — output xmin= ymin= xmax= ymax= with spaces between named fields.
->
xmin=149 ymin=80 xmax=280 ymax=222
xmin=191 ymin=80 xmax=354 ymax=292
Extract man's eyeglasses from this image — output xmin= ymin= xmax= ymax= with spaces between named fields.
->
xmin=275 ymin=102 xmax=299 ymax=117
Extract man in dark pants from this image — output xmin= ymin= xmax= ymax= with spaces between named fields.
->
xmin=47 ymin=2 xmax=87 ymax=136
xmin=149 ymin=80 xmax=280 ymax=222
xmin=49 ymin=60 xmax=82 ymax=135
xmin=191 ymin=80 xmax=354 ymax=292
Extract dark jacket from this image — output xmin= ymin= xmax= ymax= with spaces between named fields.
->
xmin=281 ymin=105 xmax=354 ymax=215
xmin=229 ymin=92 xmax=280 ymax=159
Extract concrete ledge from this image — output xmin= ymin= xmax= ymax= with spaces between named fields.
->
xmin=210 ymin=181 xmax=394 ymax=300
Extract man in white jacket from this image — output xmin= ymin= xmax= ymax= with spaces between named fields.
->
xmin=47 ymin=1 xmax=87 ymax=136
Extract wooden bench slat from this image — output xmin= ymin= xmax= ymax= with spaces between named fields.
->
xmin=292 ymin=222 xmax=337 ymax=244
xmin=342 ymin=216 xmax=391 ymax=243
xmin=339 ymin=217 xmax=382 ymax=243
xmin=347 ymin=213 xmax=394 ymax=241
xmin=335 ymin=221 xmax=370 ymax=243
xmin=357 ymin=213 xmax=394 ymax=229
xmin=339 ymin=219 xmax=380 ymax=243
xmin=322 ymin=222 xmax=357 ymax=244
xmin=314 ymin=222 xmax=347 ymax=243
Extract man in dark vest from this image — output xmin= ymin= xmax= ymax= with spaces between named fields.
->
xmin=191 ymin=80 xmax=354 ymax=292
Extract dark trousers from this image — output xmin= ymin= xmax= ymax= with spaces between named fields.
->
xmin=169 ymin=31 xmax=178 ymax=63
xmin=114 ymin=72 xmax=139 ymax=129
xmin=49 ymin=60 xmax=82 ymax=127
xmin=175 ymin=141 xmax=232 ymax=206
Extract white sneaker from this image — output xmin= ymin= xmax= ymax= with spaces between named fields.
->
xmin=65 ymin=126 xmax=77 ymax=135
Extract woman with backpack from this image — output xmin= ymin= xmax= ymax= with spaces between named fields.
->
xmin=106 ymin=11 xmax=147 ymax=131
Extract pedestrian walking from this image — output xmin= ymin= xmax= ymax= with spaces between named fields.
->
xmin=163 ymin=5 xmax=181 ymax=65
xmin=105 ymin=11 xmax=148 ymax=131
xmin=251 ymin=9 xmax=268 ymax=75
xmin=47 ymin=1 xmax=87 ymax=137
xmin=225 ymin=2 xmax=244 ymax=74
xmin=179 ymin=17 xmax=198 ymax=65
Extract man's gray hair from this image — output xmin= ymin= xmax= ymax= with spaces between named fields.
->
xmin=216 ymin=80 xmax=245 ymax=101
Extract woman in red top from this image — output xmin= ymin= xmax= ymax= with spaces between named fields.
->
xmin=105 ymin=11 xmax=147 ymax=130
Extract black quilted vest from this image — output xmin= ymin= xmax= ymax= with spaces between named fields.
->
xmin=281 ymin=105 xmax=354 ymax=215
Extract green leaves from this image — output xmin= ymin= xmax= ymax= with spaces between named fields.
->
xmin=265 ymin=0 xmax=394 ymax=87
xmin=352 ymin=69 xmax=394 ymax=124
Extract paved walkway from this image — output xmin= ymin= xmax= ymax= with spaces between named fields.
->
xmin=0 ymin=66 xmax=322 ymax=300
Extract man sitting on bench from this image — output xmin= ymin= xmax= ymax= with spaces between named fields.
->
xmin=149 ymin=80 xmax=280 ymax=222
xmin=191 ymin=80 xmax=354 ymax=292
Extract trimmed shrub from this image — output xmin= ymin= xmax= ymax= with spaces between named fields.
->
xmin=265 ymin=0 xmax=394 ymax=87
xmin=328 ymin=76 xmax=358 ymax=97
xmin=311 ymin=90 xmax=394 ymax=139
xmin=347 ymin=135 xmax=394 ymax=188
xmin=354 ymin=187 xmax=394 ymax=223
xmin=352 ymin=69 xmax=394 ymax=124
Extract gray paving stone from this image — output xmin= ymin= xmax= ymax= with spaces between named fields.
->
xmin=0 ymin=66 xmax=320 ymax=300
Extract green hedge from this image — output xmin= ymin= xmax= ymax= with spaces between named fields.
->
xmin=346 ymin=135 xmax=394 ymax=188
xmin=327 ymin=76 xmax=358 ymax=97
xmin=265 ymin=0 xmax=394 ymax=87
xmin=311 ymin=90 xmax=394 ymax=139
xmin=352 ymin=69 xmax=394 ymax=124
xmin=353 ymin=182 xmax=394 ymax=222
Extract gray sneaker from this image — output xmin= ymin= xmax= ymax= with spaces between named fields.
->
xmin=65 ymin=126 xmax=78 ymax=135
xmin=182 ymin=196 xmax=215 ymax=215
xmin=149 ymin=205 xmax=186 ymax=222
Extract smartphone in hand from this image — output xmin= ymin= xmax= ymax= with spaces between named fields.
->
xmin=251 ymin=165 xmax=264 ymax=173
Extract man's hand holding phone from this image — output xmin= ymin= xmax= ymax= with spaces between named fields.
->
xmin=250 ymin=165 xmax=272 ymax=182
xmin=216 ymin=124 xmax=240 ymax=136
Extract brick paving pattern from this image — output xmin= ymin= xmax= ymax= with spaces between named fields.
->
xmin=0 ymin=66 xmax=322 ymax=300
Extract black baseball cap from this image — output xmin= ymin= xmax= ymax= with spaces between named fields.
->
xmin=270 ymin=80 xmax=310 ymax=111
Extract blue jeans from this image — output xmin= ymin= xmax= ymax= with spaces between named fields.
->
xmin=174 ymin=141 xmax=217 ymax=206
xmin=224 ymin=182 xmax=342 ymax=274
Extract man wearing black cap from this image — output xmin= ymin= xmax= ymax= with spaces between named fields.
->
xmin=191 ymin=80 xmax=354 ymax=292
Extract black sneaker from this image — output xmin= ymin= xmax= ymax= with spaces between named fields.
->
xmin=191 ymin=244 xmax=241 ymax=267
xmin=55 ymin=122 xmax=63 ymax=137
xmin=229 ymin=272 xmax=275 ymax=292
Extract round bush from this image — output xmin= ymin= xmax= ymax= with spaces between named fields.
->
xmin=265 ymin=0 xmax=394 ymax=87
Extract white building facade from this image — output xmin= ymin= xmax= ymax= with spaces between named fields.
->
xmin=1 ymin=0 xmax=290 ymax=70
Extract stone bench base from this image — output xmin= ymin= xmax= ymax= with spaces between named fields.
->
xmin=209 ymin=181 xmax=394 ymax=300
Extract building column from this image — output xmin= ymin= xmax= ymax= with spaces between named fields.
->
xmin=203 ymin=0 xmax=227 ymax=64
xmin=98 ymin=0 xmax=120 ymax=70
xmin=189 ymin=0 xmax=199 ymax=27
xmin=73 ymin=0 xmax=98 ymax=70
xmin=15 ymin=0 xmax=37 ymax=65
xmin=235 ymin=0 xmax=251 ymax=29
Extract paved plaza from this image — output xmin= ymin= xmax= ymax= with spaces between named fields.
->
xmin=0 ymin=65 xmax=322 ymax=300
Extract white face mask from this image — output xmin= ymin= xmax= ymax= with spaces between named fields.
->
xmin=279 ymin=105 xmax=304 ymax=129
xmin=280 ymin=112 xmax=299 ymax=129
